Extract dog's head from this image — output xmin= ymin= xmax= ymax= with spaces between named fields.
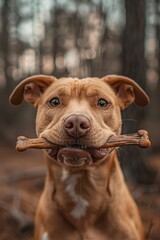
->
xmin=10 ymin=75 xmax=149 ymax=168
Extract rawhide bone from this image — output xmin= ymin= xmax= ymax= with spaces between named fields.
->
xmin=16 ymin=130 xmax=151 ymax=152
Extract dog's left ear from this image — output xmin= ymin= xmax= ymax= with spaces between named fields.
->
xmin=9 ymin=75 xmax=57 ymax=107
xmin=102 ymin=75 xmax=150 ymax=109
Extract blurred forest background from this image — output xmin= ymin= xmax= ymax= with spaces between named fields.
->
xmin=0 ymin=0 xmax=159 ymax=145
xmin=0 ymin=0 xmax=160 ymax=239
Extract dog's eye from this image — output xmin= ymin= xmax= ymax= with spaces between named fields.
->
xmin=49 ymin=98 xmax=60 ymax=107
xmin=97 ymin=99 xmax=109 ymax=109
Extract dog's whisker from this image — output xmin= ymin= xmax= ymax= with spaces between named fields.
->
xmin=122 ymin=119 xmax=137 ymax=123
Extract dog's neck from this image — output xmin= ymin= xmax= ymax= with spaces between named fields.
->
xmin=43 ymin=150 xmax=123 ymax=229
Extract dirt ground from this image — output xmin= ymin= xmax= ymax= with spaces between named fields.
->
xmin=0 ymin=144 xmax=159 ymax=240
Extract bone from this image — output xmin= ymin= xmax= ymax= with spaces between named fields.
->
xmin=104 ymin=130 xmax=151 ymax=148
xmin=16 ymin=136 xmax=58 ymax=151
xmin=16 ymin=130 xmax=151 ymax=152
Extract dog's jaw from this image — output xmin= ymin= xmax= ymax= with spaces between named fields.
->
xmin=45 ymin=145 xmax=113 ymax=168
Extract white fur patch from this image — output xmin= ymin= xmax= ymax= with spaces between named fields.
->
xmin=61 ymin=168 xmax=69 ymax=181
xmin=65 ymin=174 xmax=89 ymax=219
xmin=41 ymin=232 xmax=49 ymax=240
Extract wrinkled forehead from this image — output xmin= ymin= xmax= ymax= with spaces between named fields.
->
xmin=44 ymin=77 xmax=116 ymax=99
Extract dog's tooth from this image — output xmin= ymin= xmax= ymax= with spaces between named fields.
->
xmin=46 ymin=149 xmax=52 ymax=154
xmin=81 ymin=145 xmax=85 ymax=149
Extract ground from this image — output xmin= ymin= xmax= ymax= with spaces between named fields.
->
xmin=0 ymin=144 xmax=159 ymax=240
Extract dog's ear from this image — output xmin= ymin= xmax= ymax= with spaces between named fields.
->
xmin=102 ymin=75 xmax=150 ymax=109
xmin=9 ymin=75 xmax=57 ymax=107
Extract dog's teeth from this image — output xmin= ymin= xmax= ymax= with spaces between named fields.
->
xmin=82 ymin=145 xmax=87 ymax=149
xmin=78 ymin=145 xmax=85 ymax=149
xmin=46 ymin=149 xmax=52 ymax=154
xmin=65 ymin=145 xmax=87 ymax=149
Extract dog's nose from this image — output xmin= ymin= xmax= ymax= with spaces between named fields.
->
xmin=64 ymin=115 xmax=91 ymax=138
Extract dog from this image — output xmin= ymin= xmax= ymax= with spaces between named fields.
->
xmin=10 ymin=75 xmax=149 ymax=240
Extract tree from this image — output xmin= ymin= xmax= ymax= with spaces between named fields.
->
xmin=1 ymin=0 xmax=12 ymax=92
xmin=121 ymin=0 xmax=155 ymax=183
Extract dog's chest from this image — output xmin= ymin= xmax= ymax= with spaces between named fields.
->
xmin=41 ymin=230 xmax=110 ymax=240
xmin=61 ymin=169 xmax=89 ymax=220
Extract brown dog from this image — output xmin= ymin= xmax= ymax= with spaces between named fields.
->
xmin=10 ymin=75 xmax=149 ymax=240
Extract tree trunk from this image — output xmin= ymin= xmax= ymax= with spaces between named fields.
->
xmin=121 ymin=0 xmax=155 ymax=183
xmin=1 ymin=0 xmax=13 ymax=93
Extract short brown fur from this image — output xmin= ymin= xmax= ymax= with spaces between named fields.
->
xmin=10 ymin=75 xmax=149 ymax=240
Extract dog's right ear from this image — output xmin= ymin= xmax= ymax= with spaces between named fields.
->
xmin=9 ymin=75 xmax=57 ymax=107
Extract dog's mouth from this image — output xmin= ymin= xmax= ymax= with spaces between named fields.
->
xmin=46 ymin=145 xmax=112 ymax=167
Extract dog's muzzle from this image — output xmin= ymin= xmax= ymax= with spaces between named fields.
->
xmin=45 ymin=114 xmax=112 ymax=167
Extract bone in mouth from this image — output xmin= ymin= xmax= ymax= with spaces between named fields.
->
xmin=16 ymin=130 xmax=151 ymax=152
